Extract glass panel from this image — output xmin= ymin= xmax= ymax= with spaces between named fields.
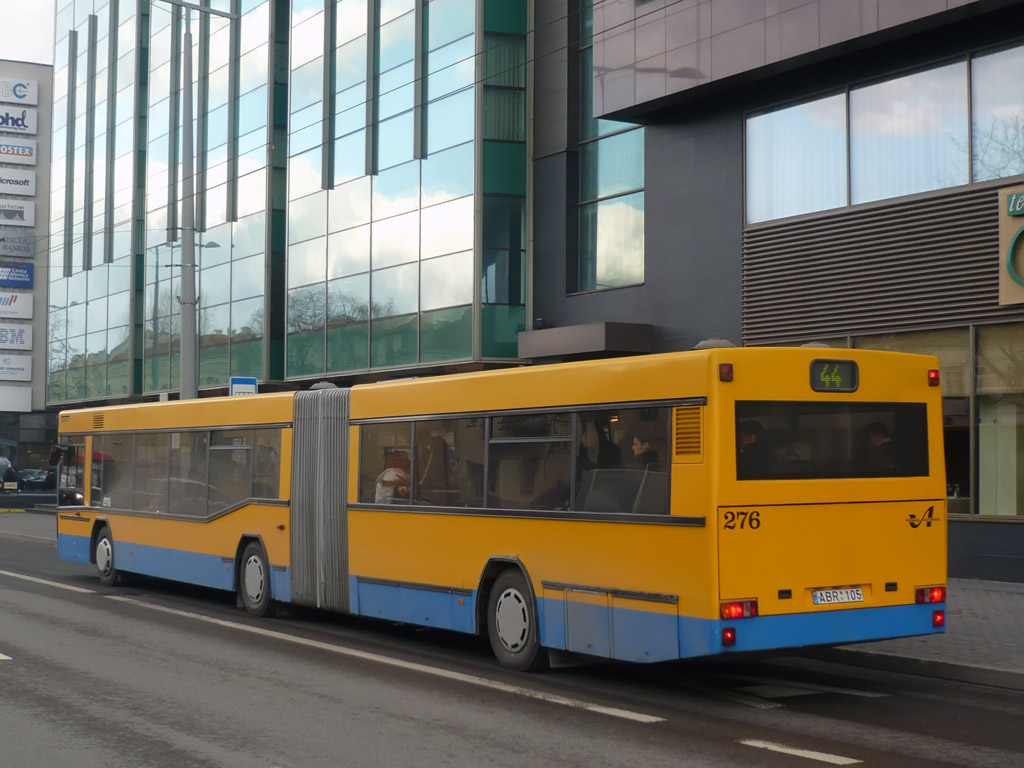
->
xmin=850 ymin=61 xmax=969 ymax=204
xmin=972 ymin=44 xmax=1024 ymax=182
xmin=328 ymin=226 xmax=370 ymax=279
xmin=371 ymin=263 xmax=418 ymax=317
xmin=370 ymin=314 xmax=417 ymax=367
xmin=373 ymin=159 xmax=420 ymax=219
xmin=855 ymin=329 xmax=970 ymax=396
xmin=576 ymin=407 xmax=670 ymax=515
xmin=414 ymin=417 xmax=484 ymax=507
xmin=290 ymin=56 xmax=324 ymax=114
xmin=232 ymin=296 xmax=264 ymax=338
xmin=427 ymin=88 xmax=473 ymax=154
xmin=977 ymin=323 xmax=1024 ymax=517
xmin=578 ymin=191 xmax=644 ymax=291
xmin=420 ymin=305 xmax=471 ymax=362
xmin=329 ymin=176 xmax=372 ymax=232
xmin=327 ymin=322 xmax=369 ymax=371
xmin=579 ymin=46 xmax=624 ymax=140
xmin=428 ymin=0 xmax=474 ymax=50
xmin=287 ymin=236 xmax=327 ymax=288
xmin=288 ymin=329 xmax=326 ymax=375
xmin=201 ymin=263 xmax=232 ymax=307
xmin=232 ymin=254 xmax=265 ymax=300
xmin=580 ymin=128 xmax=644 ymax=202
xmin=746 ymin=94 xmax=847 ymax=223
xmin=372 ymin=211 xmax=419 ymax=269
xmin=208 ymin=430 xmax=253 ymax=514
xmin=735 ymin=402 xmax=930 ymax=480
xmin=378 ymin=111 xmax=415 ymax=170
xmin=488 ymin=441 xmax=572 ymax=510
xmin=428 ymin=34 xmax=474 ymax=98
xmin=359 ymin=421 xmax=412 ymax=503
xmin=288 ymin=284 xmax=326 ymax=330
xmin=231 ymin=338 xmax=264 ymax=377
xmin=234 ymin=211 xmax=266 ymax=258
xmin=481 ymin=303 xmax=525 ymax=358
xmin=421 ymin=197 xmax=473 ymax=259
xmin=328 ymin=273 xmax=370 ymax=325
xmin=168 ymin=432 xmax=209 ymax=517
xmin=134 ymin=433 xmax=170 ymax=513
xmin=289 ymin=189 xmax=328 ymax=243
xmin=334 ymin=129 xmax=367 ymax=184
xmin=421 ymin=251 xmax=472 ymax=310
xmin=422 ymin=141 xmax=473 ymax=204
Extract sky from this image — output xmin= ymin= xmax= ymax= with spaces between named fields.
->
xmin=0 ymin=0 xmax=55 ymax=66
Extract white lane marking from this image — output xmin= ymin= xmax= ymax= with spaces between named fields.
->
xmin=106 ymin=596 xmax=665 ymax=723
xmin=739 ymin=684 xmax=819 ymax=699
xmin=729 ymin=675 xmax=888 ymax=698
xmin=0 ymin=653 xmax=11 ymax=661
xmin=740 ymin=740 xmax=862 ymax=765
xmin=0 ymin=569 xmax=95 ymax=594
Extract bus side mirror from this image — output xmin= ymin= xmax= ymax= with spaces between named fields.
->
xmin=48 ymin=445 xmax=64 ymax=467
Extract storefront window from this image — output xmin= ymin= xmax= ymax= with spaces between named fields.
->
xmin=855 ymin=328 xmax=971 ymax=512
xmin=977 ymin=323 xmax=1024 ymax=517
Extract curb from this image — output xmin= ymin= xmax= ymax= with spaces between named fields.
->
xmin=811 ymin=647 xmax=1024 ymax=692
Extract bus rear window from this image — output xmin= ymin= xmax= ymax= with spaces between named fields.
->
xmin=736 ymin=401 xmax=929 ymax=480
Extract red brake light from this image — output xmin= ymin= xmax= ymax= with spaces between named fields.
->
xmin=932 ymin=610 xmax=945 ymax=628
xmin=720 ymin=599 xmax=758 ymax=619
xmin=928 ymin=369 xmax=940 ymax=386
xmin=722 ymin=627 xmax=737 ymax=646
xmin=719 ymin=363 xmax=733 ymax=382
xmin=915 ymin=586 xmax=946 ymax=604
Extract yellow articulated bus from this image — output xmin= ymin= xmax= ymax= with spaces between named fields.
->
xmin=55 ymin=347 xmax=947 ymax=670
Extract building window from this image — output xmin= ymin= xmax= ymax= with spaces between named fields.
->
xmin=575 ymin=2 xmax=644 ymax=293
xmin=746 ymin=42 xmax=1024 ymax=224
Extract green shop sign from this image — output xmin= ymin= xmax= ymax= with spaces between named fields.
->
xmin=1007 ymin=192 xmax=1024 ymax=286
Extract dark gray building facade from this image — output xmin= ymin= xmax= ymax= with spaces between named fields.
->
xmin=530 ymin=0 xmax=1024 ymax=580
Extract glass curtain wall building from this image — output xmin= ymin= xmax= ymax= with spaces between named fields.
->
xmin=48 ymin=0 xmax=288 ymax=405
xmin=285 ymin=0 xmax=527 ymax=379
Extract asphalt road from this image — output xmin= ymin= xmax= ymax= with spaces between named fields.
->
xmin=2 ymin=524 xmax=1024 ymax=767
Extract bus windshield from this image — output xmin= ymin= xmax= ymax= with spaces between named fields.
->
xmin=736 ymin=401 xmax=929 ymax=480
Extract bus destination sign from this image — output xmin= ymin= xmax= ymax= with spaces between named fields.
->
xmin=810 ymin=359 xmax=858 ymax=392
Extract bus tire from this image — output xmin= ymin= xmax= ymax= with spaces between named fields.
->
xmin=487 ymin=569 xmax=548 ymax=672
xmin=239 ymin=541 xmax=275 ymax=617
xmin=95 ymin=525 xmax=119 ymax=587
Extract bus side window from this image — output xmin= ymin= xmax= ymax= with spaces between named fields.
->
xmin=360 ymin=423 xmax=412 ymax=503
xmin=209 ymin=430 xmax=254 ymax=514
xmin=253 ymin=429 xmax=282 ymax=499
xmin=414 ymin=419 xmax=483 ymax=507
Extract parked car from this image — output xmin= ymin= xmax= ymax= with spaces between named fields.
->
xmin=17 ymin=468 xmax=55 ymax=492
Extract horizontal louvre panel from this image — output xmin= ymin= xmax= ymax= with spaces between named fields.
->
xmin=92 ymin=413 xmax=104 ymax=430
xmin=742 ymin=187 xmax=1024 ymax=344
xmin=674 ymin=406 xmax=702 ymax=463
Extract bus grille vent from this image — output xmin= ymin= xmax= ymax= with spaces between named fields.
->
xmin=92 ymin=413 xmax=104 ymax=430
xmin=674 ymin=407 xmax=703 ymax=463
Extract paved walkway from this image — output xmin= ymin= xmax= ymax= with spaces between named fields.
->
xmin=1 ymin=509 xmax=1021 ymax=689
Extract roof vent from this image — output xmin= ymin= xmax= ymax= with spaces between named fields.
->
xmin=310 ymin=381 xmax=339 ymax=390
xmin=800 ymin=341 xmax=832 ymax=348
xmin=692 ymin=338 xmax=736 ymax=349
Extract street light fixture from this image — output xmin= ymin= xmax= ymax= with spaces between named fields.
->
xmin=152 ymin=0 xmax=238 ymax=400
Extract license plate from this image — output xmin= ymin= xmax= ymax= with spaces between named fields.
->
xmin=812 ymin=587 xmax=864 ymax=606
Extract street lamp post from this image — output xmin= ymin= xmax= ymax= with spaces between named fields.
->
xmin=153 ymin=0 xmax=237 ymax=400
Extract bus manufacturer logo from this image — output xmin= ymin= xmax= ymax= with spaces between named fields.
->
xmin=908 ymin=505 xmax=935 ymax=529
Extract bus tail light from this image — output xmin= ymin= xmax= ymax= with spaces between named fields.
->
xmin=928 ymin=369 xmax=940 ymax=386
xmin=722 ymin=627 xmax=737 ymax=646
xmin=915 ymin=586 xmax=946 ymax=604
xmin=719 ymin=363 xmax=733 ymax=382
xmin=721 ymin=599 xmax=758 ymax=619
xmin=933 ymin=610 xmax=945 ymax=628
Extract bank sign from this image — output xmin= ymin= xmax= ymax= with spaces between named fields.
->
xmin=0 ymin=234 xmax=34 ymax=258
xmin=0 ymin=137 xmax=36 ymax=165
xmin=0 ymin=78 xmax=38 ymax=106
xmin=0 ymin=262 xmax=32 ymax=288
xmin=0 ymin=292 xmax=31 ymax=320
xmin=1000 ymin=185 xmax=1024 ymax=305
xmin=0 ymin=323 xmax=31 ymax=350
xmin=0 ymin=107 xmax=37 ymax=135
xmin=0 ymin=168 xmax=35 ymax=196
xmin=0 ymin=353 xmax=30 ymax=381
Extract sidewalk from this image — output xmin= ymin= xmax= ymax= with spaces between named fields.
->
xmin=1 ymin=509 xmax=1022 ymax=689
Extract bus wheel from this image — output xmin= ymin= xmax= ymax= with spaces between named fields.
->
xmin=95 ymin=525 xmax=119 ymax=587
xmin=487 ymin=569 xmax=548 ymax=672
xmin=239 ymin=541 xmax=275 ymax=617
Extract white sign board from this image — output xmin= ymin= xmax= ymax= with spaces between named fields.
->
xmin=0 ymin=352 xmax=30 ymax=381
xmin=0 ymin=292 xmax=31 ymax=319
xmin=0 ymin=234 xmax=34 ymax=258
xmin=0 ymin=137 xmax=36 ymax=165
xmin=0 ymin=107 xmax=37 ymax=135
xmin=0 ymin=323 xmax=31 ymax=350
xmin=0 ymin=168 xmax=35 ymax=196
xmin=229 ymin=376 xmax=258 ymax=396
xmin=0 ymin=199 xmax=34 ymax=227
xmin=0 ymin=384 xmax=31 ymax=411
xmin=0 ymin=78 xmax=38 ymax=106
